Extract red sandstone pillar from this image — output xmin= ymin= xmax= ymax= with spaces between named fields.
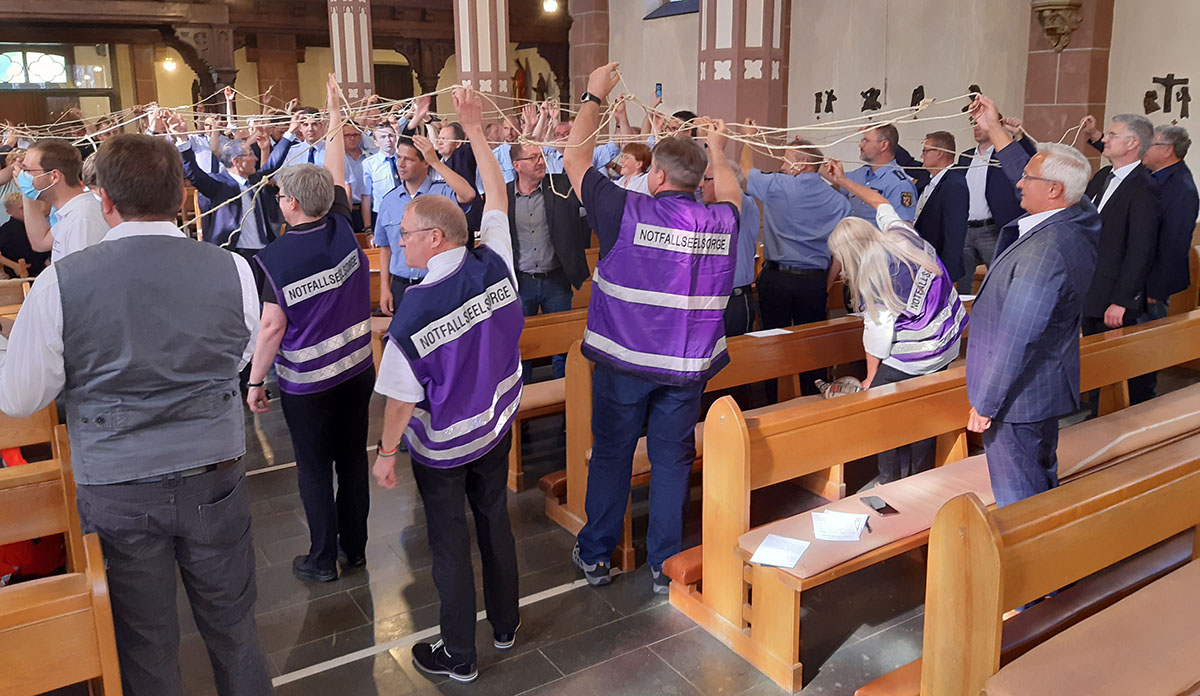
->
xmin=696 ymin=0 xmax=790 ymax=129
xmin=453 ymin=0 xmax=512 ymax=101
xmin=328 ymin=0 xmax=376 ymax=100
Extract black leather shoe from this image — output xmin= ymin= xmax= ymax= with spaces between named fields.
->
xmin=292 ymin=554 xmax=337 ymax=583
xmin=412 ymin=640 xmax=477 ymax=683
xmin=338 ymin=551 xmax=366 ymax=569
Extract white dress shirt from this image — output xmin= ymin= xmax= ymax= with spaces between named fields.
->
xmin=915 ymin=168 xmax=949 ymax=221
xmin=374 ymin=210 xmax=515 ymax=404
xmin=1016 ymin=206 xmax=1068 ymax=238
xmin=1096 ymin=160 xmax=1141 ymax=212
xmin=965 ymin=145 xmax=994 ymax=222
xmin=49 ymin=192 xmax=109 ymax=263
xmin=0 ymin=221 xmax=260 ymax=418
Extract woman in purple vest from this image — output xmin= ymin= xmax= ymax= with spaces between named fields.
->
xmin=246 ymin=75 xmax=374 ymax=583
xmin=824 ymin=159 xmax=968 ymax=484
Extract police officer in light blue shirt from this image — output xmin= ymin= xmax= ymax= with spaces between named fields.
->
xmin=741 ymin=135 xmax=851 ymax=331
xmin=844 ymin=123 xmax=918 ymax=222
xmin=702 ymin=162 xmax=759 ymax=336
xmin=374 ymin=137 xmax=477 ymax=315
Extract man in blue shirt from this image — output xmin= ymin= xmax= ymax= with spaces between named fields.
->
xmin=361 ymin=122 xmax=401 ymax=234
xmin=374 ymin=137 xmax=476 ymax=314
xmin=740 ymin=133 xmax=850 ymax=330
xmin=844 ymin=124 xmax=918 ymax=222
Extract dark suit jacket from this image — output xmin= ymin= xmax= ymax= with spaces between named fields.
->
xmin=1147 ymin=161 xmax=1199 ymax=301
xmin=1082 ymin=163 xmax=1160 ymax=317
xmin=180 ymin=136 xmax=294 ymax=247
xmin=893 ymin=144 xmax=931 ymax=194
xmin=506 ymin=173 xmax=590 ymax=289
xmin=967 ymin=142 xmax=1101 ymax=422
xmin=914 ymin=169 xmax=969 ymax=280
xmin=958 ymin=136 xmax=1037 ymax=228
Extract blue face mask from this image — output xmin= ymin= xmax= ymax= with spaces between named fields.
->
xmin=48 ymin=208 xmax=59 ymax=227
xmin=16 ymin=169 xmax=53 ymax=201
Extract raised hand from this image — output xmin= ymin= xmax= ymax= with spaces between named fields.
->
xmin=703 ymin=117 xmax=729 ymax=152
xmin=452 ymin=85 xmax=483 ymax=129
xmin=411 ymin=134 xmax=438 ymax=162
xmin=1080 ymin=114 xmax=1102 ymax=141
xmin=585 ymin=62 xmax=621 ymax=101
xmin=224 ymin=86 xmax=235 ymax=102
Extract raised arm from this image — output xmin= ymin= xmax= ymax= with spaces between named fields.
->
xmin=739 ymin=119 xmax=757 ymax=190
xmin=822 ymin=159 xmax=888 ymax=209
xmin=565 ymin=62 xmax=620 ymax=196
xmin=704 ymin=118 xmax=741 ymax=212
xmin=412 ymin=134 xmax=475 ymax=204
xmin=323 ymin=73 xmax=349 ymax=198
xmin=455 ymin=86 xmax=505 ymax=215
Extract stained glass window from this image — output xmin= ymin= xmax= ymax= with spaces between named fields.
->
xmin=0 ymin=49 xmax=70 ymax=86
xmin=0 ymin=52 xmax=24 ymax=83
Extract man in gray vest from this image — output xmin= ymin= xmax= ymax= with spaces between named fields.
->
xmin=0 ymin=134 xmax=271 ymax=696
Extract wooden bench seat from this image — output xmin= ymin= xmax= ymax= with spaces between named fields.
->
xmin=0 ymin=425 xmax=122 ymax=695
xmin=666 ymin=310 xmax=1200 ymax=693
xmin=919 ymin=433 xmax=1200 ymax=695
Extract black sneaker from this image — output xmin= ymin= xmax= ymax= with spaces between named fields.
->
xmin=651 ymin=566 xmax=671 ymax=595
xmin=411 ymin=640 xmax=478 ymax=683
xmin=493 ymin=619 xmax=521 ymax=650
xmin=572 ymin=544 xmax=612 ymax=586
xmin=292 ymin=554 xmax=337 ymax=583
xmin=338 ymin=550 xmax=366 ymax=569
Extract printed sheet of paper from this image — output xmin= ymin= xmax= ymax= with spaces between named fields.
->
xmin=749 ymin=534 xmax=811 ymax=568
xmin=745 ymin=328 xmax=791 ymax=338
xmin=812 ymin=510 xmax=869 ymax=542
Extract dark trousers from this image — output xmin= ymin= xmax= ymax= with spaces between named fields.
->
xmin=982 ymin=417 xmax=1060 ymax=507
xmin=390 ymin=275 xmax=422 ymax=310
xmin=723 ymin=286 xmax=756 ymax=337
xmin=76 ymin=464 xmax=271 ymax=696
xmin=1130 ymin=299 xmax=1170 ymax=404
xmin=518 ymin=269 xmax=574 ymax=380
xmin=279 ymin=367 xmax=374 ymax=573
xmin=1082 ymin=312 xmax=1140 ymax=414
xmin=576 ymin=363 xmax=704 ymax=568
xmin=871 ymin=363 xmax=936 ymax=483
xmin=411 ymin=431 xmax=520 ymax=663
xmin=956 ymin=222 xmax=999 ymax=294
xmin=758 ymin=267 xmax=827 ymax=395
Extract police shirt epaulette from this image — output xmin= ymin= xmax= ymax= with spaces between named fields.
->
xmin=893 ymin=170 xmax=908 ymax=181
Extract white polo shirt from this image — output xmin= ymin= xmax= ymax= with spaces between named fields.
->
xmin=50 ymin=192 xmax=109 ymax=263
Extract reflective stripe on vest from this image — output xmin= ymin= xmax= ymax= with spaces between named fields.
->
xmin=591 ymin=267 xmax=729 ymax=311
xmin=275 ymin=344 xmax=373 ymax=384
xmin=583 ymin=328 xmax=728 ymax=375
xmin=409 ymin=364 xmax=523 ymax=443
xmin=279 ymin=318 xmax=372 ymax=363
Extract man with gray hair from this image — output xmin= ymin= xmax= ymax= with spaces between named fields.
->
xmin=1080 ymin=113 xmax=1160 ymax=337
xmin=964 ymin=95 xmax=1101 ymax=507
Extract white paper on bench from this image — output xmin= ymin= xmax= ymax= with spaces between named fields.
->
xmin=745 ymin=328 xmax=792 ymax=338
xmin=812 ymin=510 xmax=868 ymax=542
xmin=749 ymin=534 xmax=811 ymax=568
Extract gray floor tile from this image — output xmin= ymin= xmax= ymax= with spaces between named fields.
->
xmin=538 ymin=602 xmax=696 ymax=676
xmin=518 ymin=648 xmax=702 ymax=696
xmin=651 ymin=627 xmax=768 ymax=695
xmin=255 ymin=590 xmax=370 ymax=654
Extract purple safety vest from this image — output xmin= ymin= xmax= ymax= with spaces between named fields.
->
xmin=256 ymin=213 xmax=373 ymax=395
xmin=583 ymin=193 xmax=739 ymax=386
xmin=882 ymin=226 xmax=968 ymax=371
xmin=387 ymin=246 xmax=525 ymax=468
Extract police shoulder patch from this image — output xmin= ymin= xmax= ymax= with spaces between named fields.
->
xmin=901 ymin=191 xmax=914 ymax=208
xmin=893 ymin=170 xmax=908 ymax=181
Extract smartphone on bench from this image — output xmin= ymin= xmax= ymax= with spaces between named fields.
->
xmin=860 ymin=495 xmax=899 ymax=516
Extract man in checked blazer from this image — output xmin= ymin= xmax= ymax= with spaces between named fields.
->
xmin=965 ymin=96 xmax=1101 ymax=507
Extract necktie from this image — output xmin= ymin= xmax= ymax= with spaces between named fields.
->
xmin=1094 ymin=170 xmax=1115 ymax=205
xmin=387 ymin=156 xmax=399 ymax=190
xmin=308 ymin=147 xmax=317 ymax=164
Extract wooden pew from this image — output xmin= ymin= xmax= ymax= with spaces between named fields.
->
xmin=1167 ymin=244 xmax=1200 ymax=315
xmin=920 ymin=438 xmax=1200 ymax=696
xmin=571 ymin=247 xmax=601 ymax=310
xmin=544 ymin=316 xmax=867 ymax=568
xmin=506 ymin=308 xmax=587 ymax=490
xmin=665 ymin=311 xmax=1200 ymax=693
xmin=0 ymin=424 xmax=123 ymax=695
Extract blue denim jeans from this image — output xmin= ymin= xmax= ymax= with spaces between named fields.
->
xmin=518 ymin=270 xmax=573 ymax=380
xmin=576 ymin=364 xmax=704 ymax=568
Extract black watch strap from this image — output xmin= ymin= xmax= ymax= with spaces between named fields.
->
xmin=581 ymin=92 xmax=603 ymax=107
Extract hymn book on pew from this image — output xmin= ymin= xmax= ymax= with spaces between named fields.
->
xmin=812 ymin=510 xmax=870 ymax=542
xmin=749 ymin=534 xmax=811 ymax=568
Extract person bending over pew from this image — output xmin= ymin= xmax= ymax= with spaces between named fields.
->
xmin=821 ymin=159 xmax=969 ymax=484
xmin=564 ymin=63 xmax=741 ymax=595
xmin=0 ymin=134 xmax=271 ymax=695
xmin=245 ymin=74 xmax=375 ymax=584
xmin=371 ymin=85 xmax=521 ymax=684
xmin=965 ymin=94 xmax=1101 ymax=507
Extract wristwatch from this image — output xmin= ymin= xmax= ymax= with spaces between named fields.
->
xmin=580 ymin=92 xmax=603 ymax=107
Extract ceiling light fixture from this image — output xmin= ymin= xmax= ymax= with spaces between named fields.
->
xmin=162 ymin=56 xmax=177 ymax=72
xmin=543 ymin=0 xmax=559 ymax=12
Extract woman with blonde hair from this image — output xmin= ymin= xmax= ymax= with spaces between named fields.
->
xmin=824 ymin=158 xmax=968 ymax=483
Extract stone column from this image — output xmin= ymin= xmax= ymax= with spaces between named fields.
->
xmin=569 ymin=0 xmax=608 ymax=105
xmin=329 ymin=0 xmax=375 ymax=101
xmin=453 ymin=0 xmax=511 ymax=100
xmin=1023 ymin=0 xmax=1115 ymax=167
xmin=697 ymin=0 xmax=791 ymax=129
xmin=251 ymin=33 xmax=302 ymax=106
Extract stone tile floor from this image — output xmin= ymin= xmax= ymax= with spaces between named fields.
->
xmin=61 ymin=366 xmax=1200 ymax=695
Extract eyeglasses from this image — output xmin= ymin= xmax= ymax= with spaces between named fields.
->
xmin=1019 ymin=172 xmax=1060 ymax=185
xmin=275 ymin=193 xmax=293 ymax=201
xmin=514 ymin=153 xmax=545 ymax=163
xmin=1148 ymin=142 xmax=1173 ymax=149
xmin=1104 ymin=131 xmax=1135 ymax=141
xmin=702 ymin=176 xmax=715 ymax=182
xmin=400 ymin=226 xmax=436 ymax=240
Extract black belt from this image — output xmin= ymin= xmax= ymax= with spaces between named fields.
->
xmin=120 ymin=458 xmax=239 ymax=485
xmin=967 ymin=218 xmax=995 ymax=228
xmin=731 ymin=285 xmax=753 ymax=297
xmin=518 ymin=269 xmax=562 ymax=280
xmin=763 ymin=261 xmax=825 ymax=277
xmin=393 ymin=276 xmax=422 ymax=285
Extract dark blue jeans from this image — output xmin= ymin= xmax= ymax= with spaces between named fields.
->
xmin=518 ymin=270 xmax=574 ymax=380
xmin=576 ymin=364 xmax=704 ymax=569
